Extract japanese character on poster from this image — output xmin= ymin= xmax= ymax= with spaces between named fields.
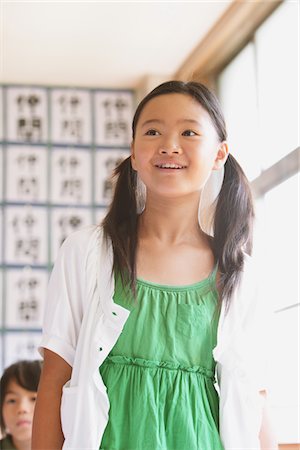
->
xmin=95 ymin=91 xmax=133 ymax=146
xmin=50 ymin=207 xmax=92 ymax=262
xmin=51 ymin=148 xmax=91 ymax=205
xmin=95 ymin=150 xmax=130 ymax=206
xmin=6 ymin=87 xmax=48 ymax=143
xmin=6 ymin=145 xmax=47 ymax=203
xmin=4 ymin=333 xmax=42 ymax=368
xmin=51 ymin=89 xmax=92 ymax=145
xmin=5 ymin=206 xmax=48 ymax=265
xmin=5 ymin=268 xmax=48 ymax=328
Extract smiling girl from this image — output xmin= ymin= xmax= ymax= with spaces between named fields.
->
xmin=0 ymin=360 xmax=42 ymax=450
xmin=32 ymin=81 xmax=277 ymax=449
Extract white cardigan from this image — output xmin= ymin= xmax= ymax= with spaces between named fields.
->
xmin=40 ymin=225 xmax=267 ymax=450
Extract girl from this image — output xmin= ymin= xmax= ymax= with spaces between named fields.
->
xmin=0 ymin=360 xmax=42 ymax=450
xmin=32 ymin=81 xmax=277 ymax=449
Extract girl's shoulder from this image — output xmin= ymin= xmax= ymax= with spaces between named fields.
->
xmin=60 ymin=224 xmax=102 ymax=250
xmin=57 ymin=224 xmax=106 ymax=265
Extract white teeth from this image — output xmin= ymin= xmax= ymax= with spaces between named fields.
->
xmin=157 ymin=163 xmax=185 ymax=169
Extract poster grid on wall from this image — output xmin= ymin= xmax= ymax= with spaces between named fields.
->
xmin=0 ymin=84 xmax=134 ymax=372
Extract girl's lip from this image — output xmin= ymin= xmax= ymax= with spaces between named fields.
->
xmin=154 ymin=161 xmax=187 ymax=167
xmin=154 ymin=165 xmax=187 ymax=171
xmin=16 ymin=419 xmax=31 ymax=427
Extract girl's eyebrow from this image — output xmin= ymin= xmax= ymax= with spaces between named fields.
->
xmin=141 ymin=119 xmax=202 ymax=127
xmin=141 ymin=119 xmax=163 ymax=127
xmin=178 ymin=119 xmax=203 ymax=128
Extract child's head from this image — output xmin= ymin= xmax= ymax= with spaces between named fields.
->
xmin=130 ymin=81 xmax=228 ymax=202
xmin=0 ymin=360 xmax=42 ymax=444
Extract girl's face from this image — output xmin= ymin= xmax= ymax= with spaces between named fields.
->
xmin=2 ymin=379 xmax=37 ymax=443
xmin=131 ymin=93 xmax=228 ymax=199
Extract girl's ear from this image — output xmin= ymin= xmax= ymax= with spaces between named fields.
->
xmin=131 ymin=141 xmax=137 ymax=171
xmin=213 ymin=141 xmax=229 ymax=170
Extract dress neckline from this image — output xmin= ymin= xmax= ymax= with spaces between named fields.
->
xmin=136 ymin=262 xmax=219 ymax=293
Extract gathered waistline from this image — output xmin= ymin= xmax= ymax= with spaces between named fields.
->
xmin=102 ymin=355 xmax=215 ymax=380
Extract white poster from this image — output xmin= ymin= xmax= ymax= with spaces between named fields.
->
xmin=51 ymin=148 xmax=91 ymax=205
xmin=0 ymin=269 xmax=3 ymax=326
xmin=4 ymin=332 xmax=42 ymax=368
xmin=0 ymin=204 xmax=2 ymax=265
xmin=95 ymin=207 xmax=107 ymax=226
xmin=51 ymin=89 xmax=92 ymax=145
xmin=95 ymin=91 xmax=133 ymax=146
xmin=6 ymin=145 xmax=47 ymax=203
xmin=0 ymin=335 xmax=3 ymax=375
xmin=5 ymin=268 xmax=48 ymax=329
xmin=94 ymin=149 xmax=129 ymax=206
xmin=7 ymin=87 xmax=48 ymax=143
xmin=5 ymin=206 xmax=48 ymax=265
xmin=50 ymin=207 xmax=93 ymax=262
xmin=0 ymin=147 xmax=3 ymax=201
xmin=0 ymin=87 xmax=3 ymax=141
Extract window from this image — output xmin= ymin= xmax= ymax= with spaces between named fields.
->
xmin=218 ymin=42 xmax=260 ymax=181
xmin=217 ymin=1 xmax=299 ymax=444
xmin=218 ymin=2 xmax=298 ymax=176
xmin=262 ymin=174 xmax=299 ymax=442
xmin=255 ymin=1 xmax=298 ymax=169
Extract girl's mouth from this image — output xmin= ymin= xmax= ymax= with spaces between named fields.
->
xmin=16 ymin=420 xmax=31 ymax=427
xmin=155 ymin=163 xmax=187 ymax=169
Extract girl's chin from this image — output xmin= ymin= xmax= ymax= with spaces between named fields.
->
xmin=147 ymin=189 xmax=200 ymax=200
xmin=13 ymin=429 xmax=32 ymax=441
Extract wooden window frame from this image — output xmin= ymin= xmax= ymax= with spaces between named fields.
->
xmin=175 ymin=0 xmax=283 ymax=87
xmin=251 ymin=147 xmax=300 ymax=199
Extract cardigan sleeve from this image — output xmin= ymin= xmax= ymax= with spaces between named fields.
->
xmin=38 ymin=226 xmax=99 ymax=367
xmin=215 ymin=253 xmax=272 ymax=449
xmin=216 ymin=253 xmax=271 ymax=389
xmin=240 ymin=253 xmax=272 ymax=392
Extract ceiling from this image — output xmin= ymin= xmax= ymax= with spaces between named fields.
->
xmin=1 ymin=1 xmax=232 ymax=89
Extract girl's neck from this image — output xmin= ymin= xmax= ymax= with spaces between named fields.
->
xmin=138 ymin=192 xmax=208 ymax=246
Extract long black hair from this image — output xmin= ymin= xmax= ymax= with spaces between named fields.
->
xmin=102 ymin=80 xmax=255 ymax=308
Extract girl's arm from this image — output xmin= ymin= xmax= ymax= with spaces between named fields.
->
xmin=259 ymin=390 xmax=279 ymax=450
xmin=32 ymin=349 xmax=72 ymax=450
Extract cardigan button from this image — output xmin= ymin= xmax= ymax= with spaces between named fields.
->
xmin=112 ymin=311 xmax=117 ymax=316
xmin=99 ymin=347 xmax=103 ymax=351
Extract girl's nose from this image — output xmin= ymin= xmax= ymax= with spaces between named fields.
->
xmin=158 ymin=133 xmax=182 ymax=155
xmin=159 ymin=141 xmax=182 ymax=155
xmin=17 ymin=399 xmax=30 ymax=414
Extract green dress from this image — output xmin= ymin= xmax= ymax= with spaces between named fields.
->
xmin=99 ymin=265 xmax=224 ymax=450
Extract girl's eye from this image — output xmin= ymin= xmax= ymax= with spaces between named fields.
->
xmin=182 ymin=130 xmax=197 ymax=136
xmin=145 ymin=129 xmax=160 ymax=136
xmin=30 ymin=395 xmax=37 ymax=402
xmin=5 ymin=398 xmax=16 ymax=404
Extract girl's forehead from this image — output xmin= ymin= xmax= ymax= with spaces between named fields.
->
xmin=138 ymin=93 xmax=211 ymax=124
